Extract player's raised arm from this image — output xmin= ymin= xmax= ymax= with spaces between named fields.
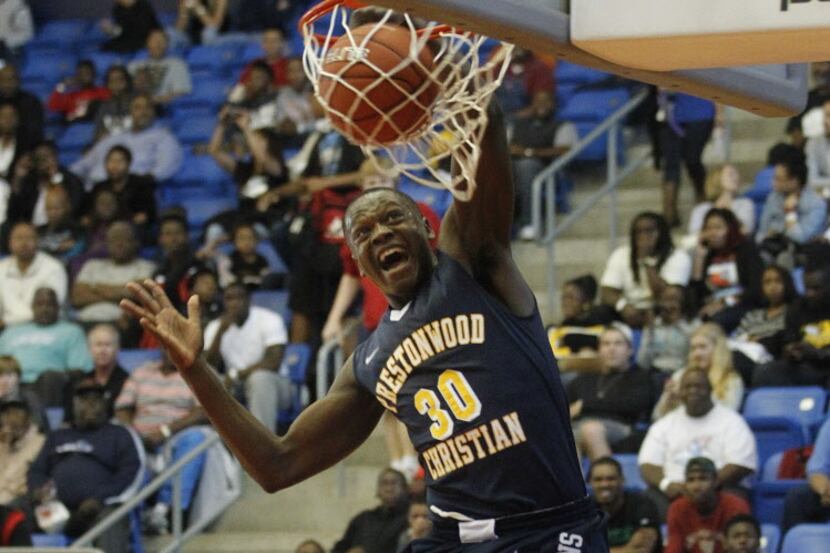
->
xmin=439 ymin=102 xmax=536 ymax=316
xmin=121 ymin=280 xmax=384 ymax=492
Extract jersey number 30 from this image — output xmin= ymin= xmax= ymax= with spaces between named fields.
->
xmin=414 ymin=370 xmax=482 ymax=440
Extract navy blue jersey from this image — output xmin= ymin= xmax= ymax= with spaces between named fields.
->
xmin=353 ymin=252 xmax=586 ymax=520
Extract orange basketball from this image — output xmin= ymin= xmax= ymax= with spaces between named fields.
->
xmin=317 ymin=24 xmax=439 ymax=146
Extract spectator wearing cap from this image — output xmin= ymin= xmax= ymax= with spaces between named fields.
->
xmin=114 ymin=355 xmax=207 ymax=534
xmin=0 ymin=356 xmax=46 ymax=431
xmin=83 ymin=324 xmax=129 ymax=419
xmin=567 ymin=324 xmax=657 ymax=461
xmin=723 ymin=514 xmax=761 ymax=553
xmin=0 ymin=287 xmax=93 ymax=406
xmin=781 ymin=416 xmax=830 ymax=532
xmin=638 ymin=369 xmax=757 ymax=519
xmin=71 ymin=94 xmax=183 ymax=187
xmin=665 ymin=457 xmax=750 ymax=553
xmin=128 ymin=29 xmax=192 ymax=107
xmin=0 ymin=222 xmax=68 ymax=328
xmin=28 ymin=380 xmax=143 ymax=551
xmin=47 ymin=60 xmax=111 ymax=124
xmin=0 ymin=399 xmax=45 ymax=507
xmin=588 ymin=456 xmax=661 ymax=553
xmin=204 ymin=282 xmax=288 ymax=433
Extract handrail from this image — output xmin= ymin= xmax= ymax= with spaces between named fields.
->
xmin=529 ymin=87 xmax=651 ymax=318
xmin=531 ymin=87 xmax=650 ymax=242
xmin=72 ymin=432 xmax=223 ymax=552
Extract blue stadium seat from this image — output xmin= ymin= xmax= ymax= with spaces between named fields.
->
xmin=278 ymin=343 xmax=312 ymax=425
xmin=398 ymin=180 xmax=453 ymax=219
xmin=187 ymin=44 xmax=241 ymax=76
xmin=240 ymin=42 xmax=265 ymax=64
xmin=742 ymin=387 xmax=827 ymax=442
xmin=251 ymin=289 xmax=291 ymax=324
xmin=173 ymin=78 xmax=231 ymax=110
xmin=559 ymin=88 xmax=631 ymax=123
xmin=174 ymin=115 xmax=217 ymax=145
xmin=182 ymin=197 xmax=238 ymax=229
xmin=21 ymin=53 xmax=76 ymax=85
xmin=118 ymin=349 xmax=163 ymax=372
xmin=744 ymin=166 xmax=774 ymax=222
xmin=161 ymin=187 xmax=235 ymax=208
xmin=58 ymin=149 xmax=83 ymax=168
xmin=746 ymin=416 xmax=806 ymax=473
xmin=753 ymin=480 xmax=806 ymax=525
xmin=780 ymin=523 xmax=830 ymax=553
xmin=556 ymin=83 xmax=579 ymax=108
xmin=45 ymin=407 xmax=65 ymax=430
xmin=610 ymin=454 xmax=646 ymax=491
xmin=762 ymin=524 xmax=781 ymax=553
xmin=555 ymin=61 xmax=612 ymax=86
xmin=762 ymin=451 xmax=785 ymax=482
xmin=171 ymin=104 xmax=216 ymax=124
xmin=167 ymin=154 xmax=228 ymax=191
xmin=38 ymin=19 xmax=89 ymax=43
xmin=88 ymin=51 xmax=132 ymax=75
xmin=56 ymin=123 xmax=95 ymax=151
xmin=31 ymin=533 xmax=70 ymax=547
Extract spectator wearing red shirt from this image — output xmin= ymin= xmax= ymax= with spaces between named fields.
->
xmin=234 ymin=29 xmax=288 ymax=93
xmin=666 ymin=457 xmax=750 ymax=553
xmin=47 ymin=60 xmax=110 ymax=124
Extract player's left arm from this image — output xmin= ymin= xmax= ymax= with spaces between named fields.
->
xmin=439 ymin=101 xmax=536 ymax=317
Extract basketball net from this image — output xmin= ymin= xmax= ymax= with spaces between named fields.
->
xmin=300 ymin=1 xmax=513 ymax=201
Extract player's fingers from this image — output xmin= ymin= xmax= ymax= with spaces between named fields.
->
xmin=186 ymin=295 xmax=201 ymax=325
xmin=146 ymin=279 xmax=175 ymax=310
xmin=130 ymin=281 xmax=162 ymax=314
xmin=120 ymin=299 xmax=154 ymax=322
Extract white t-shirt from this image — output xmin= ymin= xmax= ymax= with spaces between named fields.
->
xmin=638 ymin=403 xmax=757 ymax=484
xmin=75 ymin=258 xmax=156 ymax=322
xmin=203 ymin=306 xmax=288 ymax=371
xmin=600 ymin=245 xmax=692 ymax=309
xmin=0 ymin=252 xmax=68 ymax=325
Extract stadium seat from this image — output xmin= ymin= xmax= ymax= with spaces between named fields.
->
xmin=398 ymin=180 xmax=453 ymax=219
xmin=780 ymin=523 xmax=830 ymax=553
xmin=240 ymin=42 xmax=265 ymax=64
xmin=613 ymin=454 xmax=646 ymax=491
xmin=762 ymin=451 xmax=785 ymax=482
xmin=187 ymin=44 xmax=241 ymax=76
xmin=58 ymin=149 xmax=83 ymax=168
xmin=171 ymin=104 xmax=216 ymax=124
xmin=555 ymin=61 xmax=612 ymax=87
xmin=118 ymin=349 xmax=163 ymax=372
xmin=161 ymin=187 xmax=235 ymax=208
xmin=21 ymin=53 xmax=76 ymax=85
xmin=278 ymin=343 xmax=312 ymax=425
xmin=558 ymin=88 xmax=630 ymax=123
xmin=31 ymin=533 xmax=70 ymax=547
xmin=743 ymin=387 xmax=827 ymax=442
xmin=753 ymin=480 xmax=806 ymax=525
xmin=744 ymin=166 xmax=774 ymax=222
xmin=174 ymin=115 xmax=217 ymax=145
xmin=182 ymin=197 xmax=239 ymax=229
xmin=45 ymin=407 xmax=65 ymax=430
xmin=88 ymin=51 xmax=132 ymax=75
xmin=56 ymin=123 xmax=95 ymax=151
xmin=761 ymin=524 xmax=781 ymax=553
xmin=173 ymin=78 xmax=231 ymax=110
xmin=746 ymin=416 xmax=806 ymax=478
xmin=251 ymin=289 xmax=291 ymax=324
xmin=38 ymin=19 xmax=89 ymax=43
xmin=167 ymin=154 xmax=228 ymax=191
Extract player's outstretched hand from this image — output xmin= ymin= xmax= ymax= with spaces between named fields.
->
xmin=120 ymin=279 xmax=203 ymax=372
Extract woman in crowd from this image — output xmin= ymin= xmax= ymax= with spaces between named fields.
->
xmin=636 ymin=284 xmax=697 ymax=376
xmin=600 ymin=211 xmax=692 ymax=328
xmin=653 ymin=322 xmax=744 ymax=419
xmin=689 ymin=207 xmax=764 ymax=333
xmin=686 ymin=164 xmax=755 ymax=237
xmin=93 ymin=65 xmax=135 ymax=142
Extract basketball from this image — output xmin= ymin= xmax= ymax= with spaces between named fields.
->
xmin=317 ymin=23 xmax=440 ymax=146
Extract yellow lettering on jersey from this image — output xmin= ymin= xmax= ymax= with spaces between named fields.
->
xmin=375 ymin=382 xmax=398 ymax=413
xmin=422 ymin=322 xmax=446 ymax=353
xmin=490 ymin=419 xmax=513 ymax=452
xmin=503 ymin=411 xmax=527 ymax=445
xmin=440 ymin=317 xmax=458 ymax=348
xmin=455 ymin=315 xmax=471 ymax=345
xmin=402 ymin=338 xmax=422 ymax=367
xmin=393 ymin=346 xmax=412 ymax=374
xmin=471 ymin=314 xmax=485 ymax=344
xmin=421 ymin=413 xmax=528 ymax=480
xmin=412 ymin=329 xmax=435 ymax=360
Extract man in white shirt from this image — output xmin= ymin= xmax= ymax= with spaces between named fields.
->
xmin=0 ymin=221 xmax=67 ymax=328
xmin=72 ymin=221 xmax=155 ymax=328
xmin=805 ymin=99 xmax=830 ymax=197
xmin=204 ymin=283 xmax=288 ymax=433
xmin=638 ymin=368 xmax=757 ymax=519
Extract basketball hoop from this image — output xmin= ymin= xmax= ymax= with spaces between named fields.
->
xmin=300 ymin=1 xmax=513 ymax=201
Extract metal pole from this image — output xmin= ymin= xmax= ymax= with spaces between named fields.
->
xmin=172 ymin=471 xmax=183 ymax=553
xmin=545 ymin=178 xmax=557 ymax=319
xmin=608 ymin=123 xmax=619 ymax=251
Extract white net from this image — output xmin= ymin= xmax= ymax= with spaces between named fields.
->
xmin=301 ymin=3 xmax=513 ymax=201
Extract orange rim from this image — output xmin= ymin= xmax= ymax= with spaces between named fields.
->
xmin=299 ymin=0 xmax=456 ymax=44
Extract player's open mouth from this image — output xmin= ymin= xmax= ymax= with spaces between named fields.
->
xmin=378 ymin=247 xmax=409 ymax=272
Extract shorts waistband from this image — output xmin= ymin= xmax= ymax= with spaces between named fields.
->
xmin=430 ymin=496 xmax=597 ymax=544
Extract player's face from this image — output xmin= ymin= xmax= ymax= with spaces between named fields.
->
xmin=684 ymin=469 xmax=716 ymax=506
xmin=724 ymin=522 xmax=760 ymax=553
xmin=346 ymin=191 xmax=434 ymax=308
xmin=588 ymin=464 xmax=622 ymax=507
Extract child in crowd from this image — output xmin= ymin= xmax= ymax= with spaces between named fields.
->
xmin=217 ymin=223 xmax=269 ymax=290
xmin=637 ymin=285 xmax=697 ymax=375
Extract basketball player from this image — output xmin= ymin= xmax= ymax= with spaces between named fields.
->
xmin=121 ymin=99 xmax=608 ymax=551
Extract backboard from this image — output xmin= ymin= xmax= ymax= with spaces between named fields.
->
xmin=366 ymin=0 xmax=808 ymax=117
